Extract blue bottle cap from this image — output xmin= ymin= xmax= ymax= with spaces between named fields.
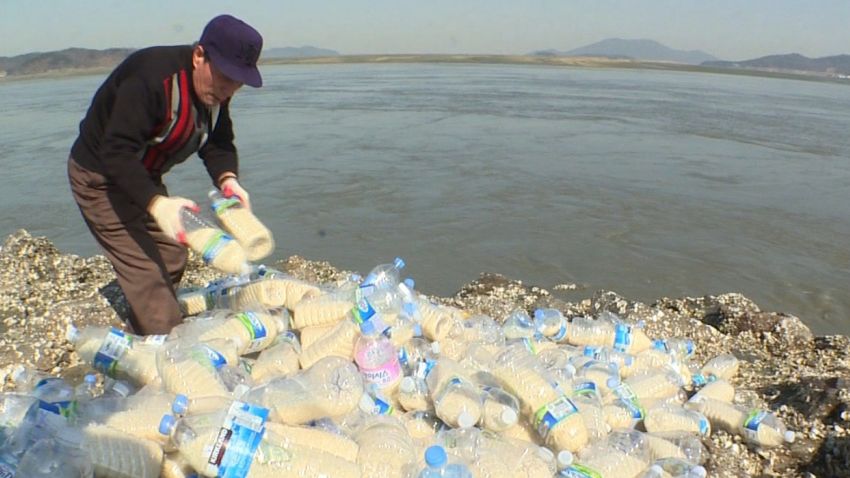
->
xmin=172 ymin=394 xmax=189 ymax=415
xmin=158 ymin=414 xmax=176 ymax=436
xmin=607 ymin=376 xmax=620 ymax=389
xmin=393 ymin=257 xmax=405 ymax=269
xmin=403 ymin=277 xmax=415 ymax=289
xmin=424 ymin=445 xmax=447 ymax=467
xmin=534 ymin=309 xmax=544 ymax=320
xmin=84 ymin=374 xmax=97 ymax=385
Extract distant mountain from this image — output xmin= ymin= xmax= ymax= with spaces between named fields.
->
xmin=0 ymin=48 xmax=133 ymax=77
xmin=263 ymin=46 xmax=339 ymax=59
xmin=703 ymin=53 xmax=850 ymax=75
xmin=532 ymin=38 xmax=719 ymax=65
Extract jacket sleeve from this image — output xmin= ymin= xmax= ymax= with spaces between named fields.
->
xmin=199 ymin=99 xmax=239 ymax=187
xmin=98 ymin=76 xmax=164 ymax=209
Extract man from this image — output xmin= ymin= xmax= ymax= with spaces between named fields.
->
xmin=67 ymin=14 xmax=262 ymax=335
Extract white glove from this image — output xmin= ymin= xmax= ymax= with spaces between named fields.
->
xmin=148 ymin=195 xmax=199 ymax=243
xmin=221 ymin=177 xmax=251 ymax=211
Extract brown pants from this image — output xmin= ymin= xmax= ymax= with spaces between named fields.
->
xmin=67 ymin=157 xmax=187 ymax=335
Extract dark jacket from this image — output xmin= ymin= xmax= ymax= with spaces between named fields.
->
xmin=71 ymin=45 xmax=239 ymax=208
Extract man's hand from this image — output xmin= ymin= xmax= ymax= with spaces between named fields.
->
xmin=148 ymin=195 xmax=199 ymax=244
xmin=221 ymin=177 xmax=251 ymax=211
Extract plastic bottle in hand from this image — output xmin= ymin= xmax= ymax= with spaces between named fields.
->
xmin=209 ymin=189 xmax=274 ymax=261
xmin=180 ymin=207 xmax=249 ymax=275
xmin=419 ymin=445 xmax=474 ymax=478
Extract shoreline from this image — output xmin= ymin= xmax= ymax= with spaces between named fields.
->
xmin=1 ymin=54 xmax=848 ymax=85
xmin=1 ymin=229 xmax=848 ymax=476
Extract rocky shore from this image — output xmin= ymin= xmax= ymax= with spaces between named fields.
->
xmin=1 ymin=229 xmax=848 ymax=477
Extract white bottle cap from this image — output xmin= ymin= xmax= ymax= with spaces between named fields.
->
xmin=10 ymin=364 xmax=26 ymax=383
xmin=65 ymin=324 xmax=80 ymax=343
xmin=457 ymin=411 xmax=476 ymax=429
xmin=784 ymin=430 xmax=796 ymax=443
xmin=691 ymin=466 xmax=707 ymax=478
xmin=557 ymin=450 xmax=573 ymax=469
xmin=431 ymin=342 xmax=441 ymax=355
xmin=500 ymin=408 xmax=518 ymax=427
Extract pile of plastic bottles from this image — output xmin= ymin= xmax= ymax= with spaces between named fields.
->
xmin=0 ymin=256 xmax=796 ymax=478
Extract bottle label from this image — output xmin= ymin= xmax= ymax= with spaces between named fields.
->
xmin=351 ymin=296 xmax=376 ymax=324
xmin=0 ymin=464 xmax=13 ymax=478
xmin=192 ymin=345 xmax=229 ymax=370
xmin=533 ymin=395 xmax=579 ymax=440
xmin=743 ymin=410 xmax=768 ymax=441
xmin=235 ymin=312 xmax=269 ymax=354
xmin=212 ymin=197 xmax=242 ymax=215
xmin=573 ymin=380 xmax=598 ymax=397
xmin=561 ymin=465 xmax=603 ymax=478
xmin=38 ymin=398 xmax=77 ymax=419
xmin=201 ymin=231 xmax=233 ymax=263
xmin=93 ymin=327 xmax=132 ymax=377
xmin=205 ymin=401 xmax=269 ymax=478
xmin=699 ymin=416 xmax=710 ymax=436
xmin=359 ymin=359 xmax=402 ymax=388
xmin=612 ymin=382 xmax=645 ymax=419
xmin=613 ymin=323 xmax=633 ymax=352
xmin=140 ymin=334 xmax=168 ymax=346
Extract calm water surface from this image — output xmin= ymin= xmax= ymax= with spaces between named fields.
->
xmin=2 ymin=64 xmax=848 ymax=334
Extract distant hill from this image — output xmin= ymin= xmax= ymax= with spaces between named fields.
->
xmin=703 ymin=53 xmax=850 ymax=75
xmin=263 ymin=46 xmax=339 ymax=59
xmin=0 ymin=48 xmax=133 ymax=77
xmin=532 ymin=38 xmax=719 ymax=65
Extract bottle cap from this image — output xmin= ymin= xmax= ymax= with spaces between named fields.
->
xmin=784 ymin=430 xmax=796 ymax=443
xmin=557 ymin=450 xmax=573 ymax=469
xmin=158 ymin=414 xmax=176 ymax=436
xmin=533 ymin=309 xmax=544 ymax=320
xmin=84 ymin=374 xmax=97 ymax=385
xmin=692 ymin=466 xmax=707 ymax=478
xmin=400 ymin=376 xmax=417 ymax=394
xmin=111 ymin=381 xmax=131 ymax=398
xmin=424 ymin=445 xmax=447 ymax=467
xmin=457 ymin=411 xmax=476 ymax=429
xmin=431 ymin=342 xmax=441 ymax=355
xmin=172 ymin=394 xmax=189 ymax=415
xmin=500 ymin=407 xmax=518 ymax=426
xmin=65 ymin=325 xmax=80 ymax=343
xmin=403 ymin=278 xmax=415 ymax=289
xmin=606 ymin=376 xmax=620 ymax=389
xmin=393 ymin=257 xmax=405 ymax=270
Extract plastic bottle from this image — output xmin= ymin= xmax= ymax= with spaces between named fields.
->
xmin=244 ymin=355 xmax=365 ymax=424
xmin=502 ymin=309 xmax=536 ymax=340
xmin=79 ymin=390 xmax=177 ymax=446
xmin=573 ymin=356 xmax=620 ymax=395
xmin=686 ymin=396 xmax=795 ymax=447
xmin=700 ymin=353 xmax=740 ymax=381
xmin=354 ymin=310 xmax=402 ymax=393
xmin=426 ymin=359 xmax=483 ymax=428
xmin=158 ymin=403 xmax=273 ymax=477
xmin=534 ymin=308 xmax=569 ymax=342
xmin=197 ymin=308 xmax=289 ymax=355
xmin=490 ymin=344 xmax=589 ymax=452
xmin=571 ymin=388 xmax=611 ymax=442
xmin=13 ymin=434 xmax=94 ymax=478
xmin=417 ymin=300 xmax=466 ymax=343
xmin=354 ymin=415 xmax=418 ymax=478
xmin=564 ymin=430 xmax=650 ymax=478
xmin=83 ymin=423 xmax=165 ymax=478
xmin=250 ymin=331 xmax=302 ymax=383
xmin=644 ymin=403 xmax=710 ymax=436
xmin=689 ymin=378 xmax=735 ymax=403
xmin=180 ymin=207 xmax=249 ymax=275
xmin=176 ymin=275 xmax=249 ymax=315
xmin=209 ymin=189 xmax=274 ymax=261
xmin=564 ymin=316 xmax=616 ymax=347
xmin=398 ymin=337 xmax=440 ymax=377
xmin=607 ymin=368 xmax=684 ymax=404
xmin=641 ymin=458 xmax=707 ymax=478
xmin=298 ymin=316 xmax=361 ymax=369
xmin=250 ymin=265 xmax=324 ymax=309
xmin=157 ymin=338 xmax=240 ymax=399
xmin=402 ymin=410 xmax=443 ymax=444
xmin=645 ymin=431 xmax=707 ymax=465
xmin=360 ymin=257 xmax=405 ymax=296
xmin=419 ymin=445 xmax=474 ymax=478
xmin=67 ymin=325 xmax=163 ymax=386
xmin=398 ymin=375 xmax=432 ymax=412
xmin=652 ymin=338 xmax=695 ymax=360
xmin=612 ymin=322 xmax=653 ymax=354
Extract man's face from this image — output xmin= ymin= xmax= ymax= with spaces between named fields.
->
xmin=192 ymin=45 xmax=243 ymax=107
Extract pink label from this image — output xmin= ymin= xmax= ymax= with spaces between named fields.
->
xmin=359 ymin=359 xmax=402 ymax=388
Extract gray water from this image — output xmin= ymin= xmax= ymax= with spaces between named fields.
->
xmin=2 ymin=64 xmax=849 ymax=335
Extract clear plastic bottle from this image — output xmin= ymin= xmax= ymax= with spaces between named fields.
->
xmin=354 ymin=310 xmax=402 ymax=393
xmin=534 ymin=308 xmax=569 ymax=342
xmin=67 ymin=324 xmax=164 ymax=386
xmin=14 ymin=434 xmax=94 ymax=478
xmin=689 ymin=378 xmax=735 ymax=403
xmin=398 ymin=374 xmax=432 ymax=412
xmin=427 ymin=359 xmax=483 ymax=428
xmin=686 ymin=396 xmax=795 ymax=447
xmin=208 ymin=189 xmax=274 ymax=261
xmin=645 ymin=431 xmax=707 ymax=465
xmin=251 ymin=331 xmax=302 ymax=383
xmin=700 ymin=353 xmax=740 ymax=381
xmin=156 ymin=338 xmax=240 ymax=399
xmin=419 ymin=445 xmax=474 ymax=478
xmin=360 ymin=257 xmax=406 ymax=296
xmin=644 ymin=403 xmax=710 ymax=436
xmin=180 ymin=207 xmax=249 ymax=275
xmin=652 ymin=338 xmax=695 ymax=360
xmin=565 ymin=316 xmax=616 ymax=347
xmin=244 ymin=355 xmax=365 ymax=424
xmin=502 ymin=309 xmax=536 ymax=340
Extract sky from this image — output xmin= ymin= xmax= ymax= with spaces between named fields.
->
xmin=2 ymin=0 xmax=849 ymax=61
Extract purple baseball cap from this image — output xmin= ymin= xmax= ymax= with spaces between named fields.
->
xmin=199 ymin=14 xmax=263 ymax=87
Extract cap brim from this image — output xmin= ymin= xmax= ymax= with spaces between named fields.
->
xmin=207 ymin=48 xmax=262 ymax=88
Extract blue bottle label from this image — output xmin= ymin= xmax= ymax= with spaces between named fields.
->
xmin=534 ymin=395 xmax=578 ymax=439
xmin=201 ymin=231 xmax=234 ymax=263
xmin=236 ymin=312 xmax=268 ymax=354
xmin=193 ymin=345 xmax=228 ymax=370
xmin=743 ymin=410 xmax=768 ymax=441
xmin=612 ymin=383 xmax=645 ymax=419
xmin=206 ymin=401 xmax=269 ymax=478
xmin=613 ymin=323 xmax=632 ymax=352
